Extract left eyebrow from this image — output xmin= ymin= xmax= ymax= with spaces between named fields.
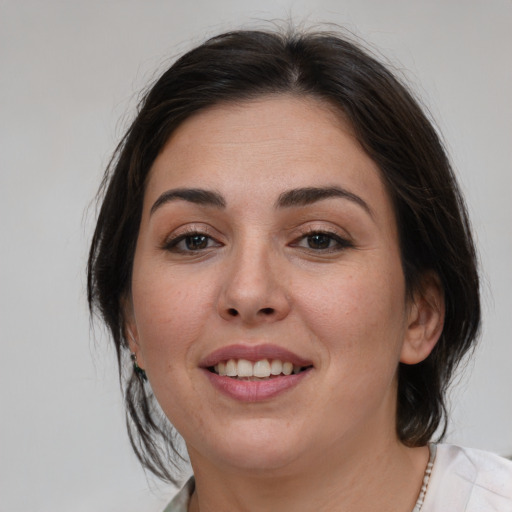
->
xmin=150 ymin=188 xmax=226 ymax=216
xmin=275 ymin=186 xmax=373 ymax=218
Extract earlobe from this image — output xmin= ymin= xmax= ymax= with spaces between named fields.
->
xmin=125 ymin=323 xmax=139 ymax=352
xmin=124 ymin=321 xmax=148 ymax=376
xmin=122 ymin=296 xmax=145 ymax=367
xmin=400 ymin=272 xmax=445 ymax=365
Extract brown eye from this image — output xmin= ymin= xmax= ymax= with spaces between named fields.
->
xmin=185 ymin=234 xmax=209 ymax=250
xmin=307 ymin=234 xmax=333 ymax=249
xmin=291 ymin=231 xmax=352 ymax=253
xmin=163 ymin=232 xmax=222 ymax=253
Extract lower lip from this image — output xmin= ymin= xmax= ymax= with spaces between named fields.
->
xmin=202 ymin=369 xmax=311 ymax=402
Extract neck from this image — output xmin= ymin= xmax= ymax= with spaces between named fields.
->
xmin=187 ymin=432 xmax=429 ymax=512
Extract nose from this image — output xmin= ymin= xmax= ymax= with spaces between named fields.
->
xmin=217 ymin=240 xmax=291 ymax=325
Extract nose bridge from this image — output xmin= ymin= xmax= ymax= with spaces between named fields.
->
xmin=218 ymin=231 xmax=289 ymax=323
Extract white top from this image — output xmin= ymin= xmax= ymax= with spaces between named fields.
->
xmin=163 ymin=444 xmax=512 ymax=511
xmin=422 ymin=444 xmax=512 ymax=511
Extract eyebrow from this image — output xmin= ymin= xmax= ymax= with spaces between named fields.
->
xmin=276 ymin=186 xmax=373 ymax=217
xmin=150 ymin=186 xmax=373 ymax=217
xmin=150 ymin=188 xmax=226 ymax=215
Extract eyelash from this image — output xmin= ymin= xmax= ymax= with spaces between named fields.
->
xmin=162 ymin=228 xmax=352 ymax=254
xmin=162 ymin=230 xmax=222 ymax=253
xmin=291 ymin=229 xmax=353 ymax=253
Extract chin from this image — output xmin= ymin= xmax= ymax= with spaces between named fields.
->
xmin=218 ymin=445 xmax=301 ymax=473
xmin=192 ymin=419 xmax=306 ymax=473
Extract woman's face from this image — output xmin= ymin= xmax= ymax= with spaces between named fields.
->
xmin=127 ymin=95 xmax=424 ymax=473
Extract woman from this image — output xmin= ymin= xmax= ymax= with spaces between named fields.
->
xmin=88 ymin=29 xmax=512 ymax=511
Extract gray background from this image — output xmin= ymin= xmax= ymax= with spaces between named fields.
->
xmin=1 ymin=1 xmax=511 ymax=511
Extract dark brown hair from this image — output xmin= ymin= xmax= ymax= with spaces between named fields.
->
xmin=88 ymin=29 xmax=480 ymax=482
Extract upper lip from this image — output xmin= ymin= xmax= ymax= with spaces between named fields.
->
xmin=199 ymin=344 xmax=313 ymax=368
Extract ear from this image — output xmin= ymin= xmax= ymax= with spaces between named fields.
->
xmin=122 ymin=295 xmax=146 ymax=368
xmin=400 ymin=271 xmax=445 ymax=365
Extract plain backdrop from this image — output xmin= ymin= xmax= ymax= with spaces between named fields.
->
xmin=1 ymin=1 xmax=511 ymax=511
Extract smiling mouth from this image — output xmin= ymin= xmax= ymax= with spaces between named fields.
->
xmin=208 ymin=359 xmax=312 ymax=380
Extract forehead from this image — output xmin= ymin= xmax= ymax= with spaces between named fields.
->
xmin=163 ymin=95 xmax=351 ymax=154
xmin=145 ymin=95 xmax=391 ymax=214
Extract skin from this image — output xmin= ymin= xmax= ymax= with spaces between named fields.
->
xmin=126 ymin=95 xmax=444 ymax=512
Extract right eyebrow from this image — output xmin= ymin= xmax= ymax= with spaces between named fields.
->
xmin=276 ymin=186 xmax=374 ymax=219
xmin=150 ymin=188 xmax=226 ymax=216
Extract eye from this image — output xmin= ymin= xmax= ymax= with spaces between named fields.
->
xmin=163 ymin=232 xmax=222 ymax=253
xmin=292 ymin=231 xmax=352 ymax=252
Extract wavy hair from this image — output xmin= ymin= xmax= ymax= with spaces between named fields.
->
xmin=88 ymin=28 xmax=480 ymax=482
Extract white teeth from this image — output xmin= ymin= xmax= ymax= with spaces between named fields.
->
xmin=213 ymin=358 xmax=305 ymax=378
xmin=237 ymin=359 xmax=253 ymax=377
xmin=253 ymin=359 xmax=271 ymax=378
xmin=226 ymin=359 xmax=237 ymax=377
xmin=282 ymin=362 xmax=293 ymax=375
xmin=270 ymin=360 xmax=283 ymax=375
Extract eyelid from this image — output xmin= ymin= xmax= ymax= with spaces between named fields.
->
xmin=289 ymin=226 xmax=354 ymax=252
xmin=160 ymin=224 xmax=223 ymax=252
xmin=292 ymin=222 xmax=352 ymax=240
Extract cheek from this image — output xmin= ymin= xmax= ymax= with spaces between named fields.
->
xmin=296 ymin=263 xmax=407 ymax=362
xmin=131 ymin=264 xmax=217 ymax=367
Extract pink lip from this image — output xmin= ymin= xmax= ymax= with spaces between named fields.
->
xmin=203 ymin=368 xmax=312 ymax=402
xmin=199 ymin=344 xmax=313 ymax=403
xmin=199 ymin=344 xmax=312 ymax=368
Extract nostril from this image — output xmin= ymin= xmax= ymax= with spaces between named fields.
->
xmin=227 ymin=308 xmax=238 ymax=317
xmin=260 ymin=307 xmax=275 ymax=315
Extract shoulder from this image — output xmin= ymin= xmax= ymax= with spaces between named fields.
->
xmin=162 ymin=477 xmax=195 ymax=512
xmin=422 ymin=444 xmax=512 ymax=512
